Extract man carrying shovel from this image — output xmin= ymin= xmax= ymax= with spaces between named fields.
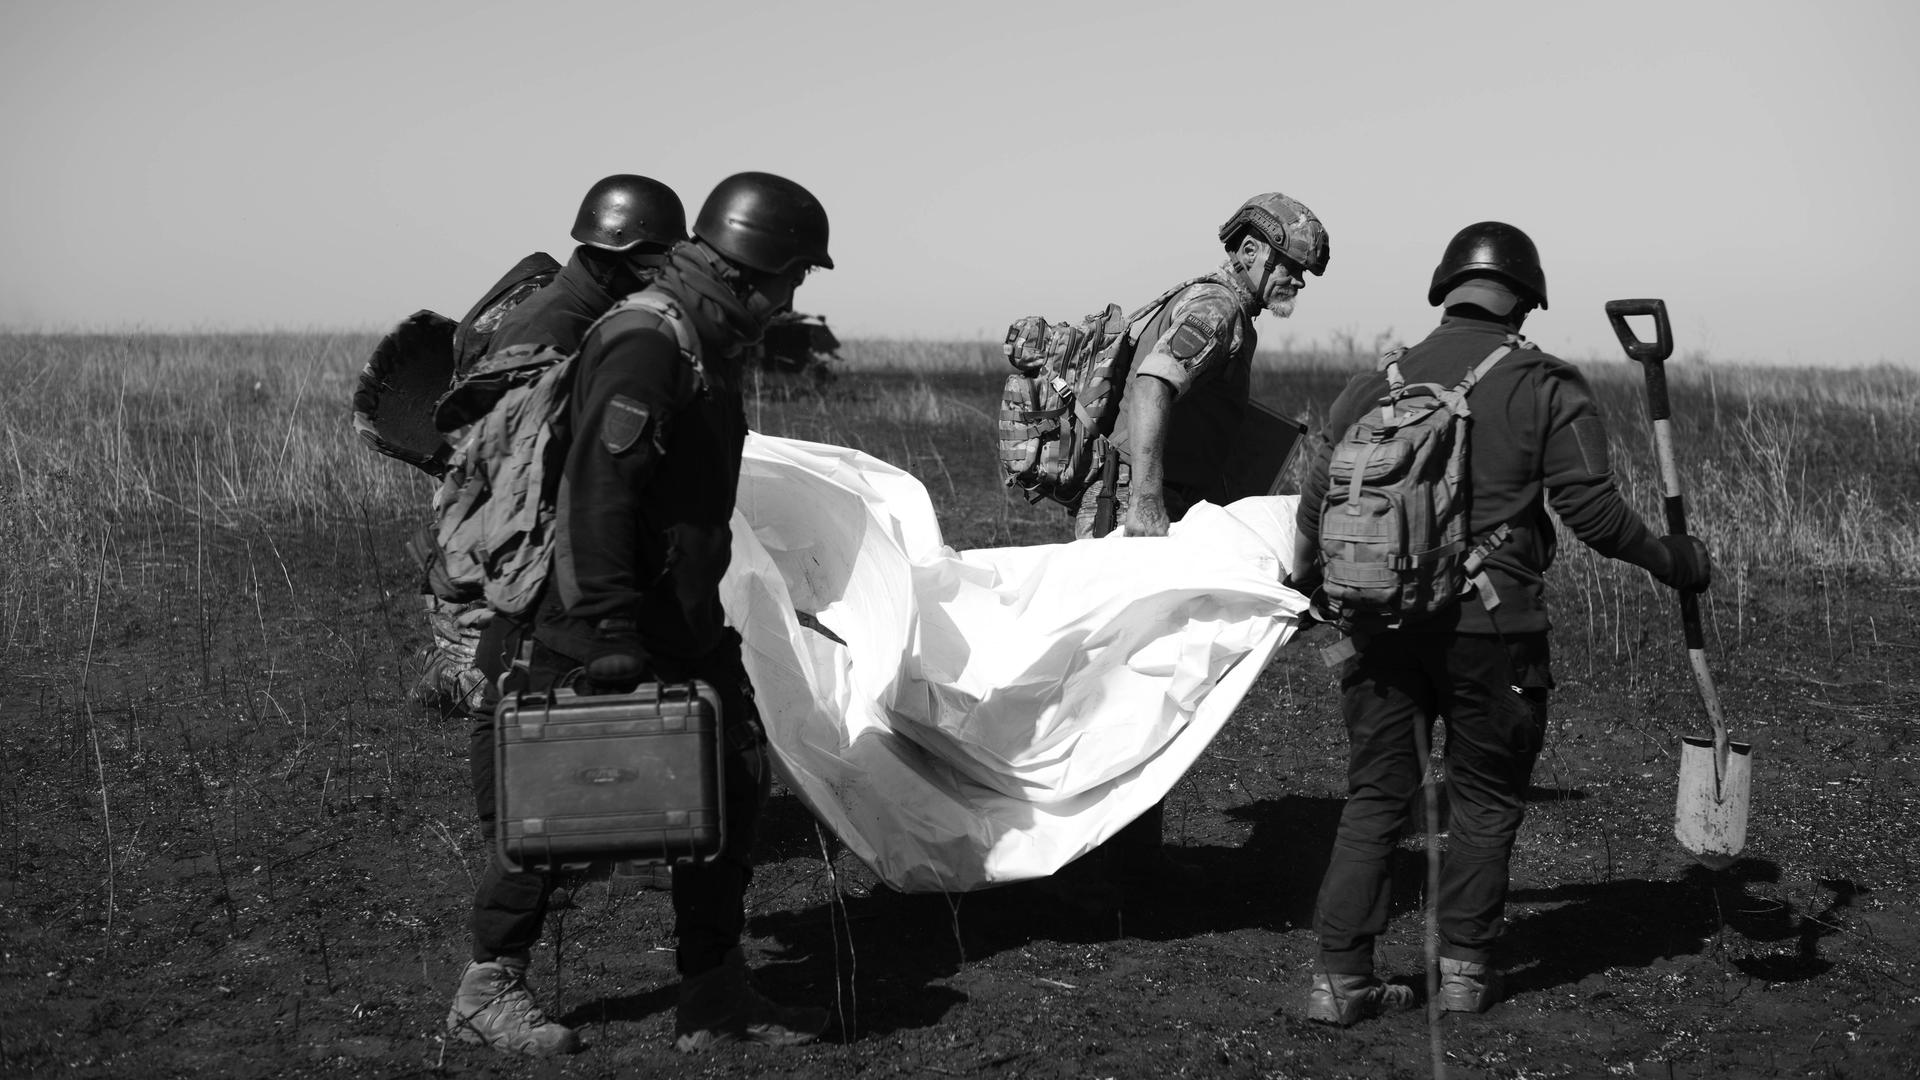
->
xmin=1287 ymin=221 xmax=1713 ymax=1025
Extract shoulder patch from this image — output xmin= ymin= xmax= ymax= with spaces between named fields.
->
xmin=601 ymin=395 xmax=654 ymax=456
xmin=1166 ymin=316 xmax=1219 ymax=362
xmin=1570 ymin=415 xmax=1612 ymax=478
xmin=1162 ymin=290 xmax=1238 ymax=363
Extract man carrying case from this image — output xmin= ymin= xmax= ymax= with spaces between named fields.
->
xmin=494 ymin=680 xmax=726 ymax=873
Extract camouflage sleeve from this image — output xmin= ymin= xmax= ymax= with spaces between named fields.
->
xmin=1130 ymin=284 xmax=1246 ymax=398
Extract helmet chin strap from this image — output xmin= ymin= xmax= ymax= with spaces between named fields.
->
xmin=1229 ymin=231 xmax=1287 ymax=303
xmin=1251 ymin=244 xmax=1279 ymax=301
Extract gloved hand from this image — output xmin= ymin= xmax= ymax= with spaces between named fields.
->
xmin=1654 ymin=534 xmax=1713 ymax=592
xmin=1280 ymin=566 xmax=1330 ymax=631
xmin=584 ymin=617 xmax=647 ymax=692
xmin=1283 ymin=567 xmax=1322 ymax=598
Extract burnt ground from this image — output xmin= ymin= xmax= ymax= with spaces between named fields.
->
xmin=4 ymin=486 xmax=1919 ymax=1078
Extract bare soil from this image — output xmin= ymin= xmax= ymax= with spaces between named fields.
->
xmin=4 ymin=371 xmax=1917 ymax=1079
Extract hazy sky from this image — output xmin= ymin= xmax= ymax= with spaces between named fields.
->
xmin=2 ymin=0 xmax=1913 ymax=367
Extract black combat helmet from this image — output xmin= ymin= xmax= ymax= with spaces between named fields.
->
xmin=693 ymin=172 xmax=834 ymax=274
xmin=1428 ymin=221 xmax=1548 ymax=310
xmin=570 ymin=174 xmax=687 ymax=253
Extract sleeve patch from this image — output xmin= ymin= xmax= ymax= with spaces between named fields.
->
xmin=1165 ymin=314 xmax=1220 ymax=363
xmin=601 ymin=395 xmax=654 ymax=456
xmin=1570 ymin=415 xmax=1612 ymax=477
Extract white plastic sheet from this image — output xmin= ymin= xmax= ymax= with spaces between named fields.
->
xmin=721 ymin=433 xmax=1308 ymax=893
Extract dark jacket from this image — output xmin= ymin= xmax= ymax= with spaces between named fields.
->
xmin=1297 ymin=314 xmax=1664 ymax=634
xmin=531 ymin=255 xmax=754 ymax=664
xmin=489 ymin=247 xmax=653 ymax=356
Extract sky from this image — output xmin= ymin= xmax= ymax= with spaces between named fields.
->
xmin=1 ymin=0 xmax=1914 ymax=367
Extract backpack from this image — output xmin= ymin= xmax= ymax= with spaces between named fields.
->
xmin=997 ymin=276 xmax=1210 ymax=507
xmin=427 ymin=289 xmax=701 ymax=618
xmin=351 ymin=253 xmax=563 ymax=476
xmin=450 ymin=251 xmax=562 ymax=375
xmin=1316 ymin=336 xmax=1531 ymax=630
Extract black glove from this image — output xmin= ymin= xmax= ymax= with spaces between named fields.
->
xmin=1282 ymin=569 xmax=1330 ymax=630
xmin=1284 ymin=553 xmax=1324 ymax=595
xmin=584 ymin=617 xmax=647 ymax=692
xmin=1654 ymin=534 xmax=1712 ymax=592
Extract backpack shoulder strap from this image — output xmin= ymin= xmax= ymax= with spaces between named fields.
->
xmin=1125 ymin=274 xmax=1218 ymax=334
xmin=1377 ymin=345 xmax=1410 ymax=391
xmin=1451 ymin=332 xmax=1536 ymax=610
xmin=610 ymin=289 xmax=701 ymax=356
xmin=583 ymin=287 xmax=708 ymax=388
xmin=1453 ymin=334 xmax=1525 ymax=396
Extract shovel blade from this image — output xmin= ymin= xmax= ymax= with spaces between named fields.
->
xmin=1673 ymin=735 xmax=1753 ymax=869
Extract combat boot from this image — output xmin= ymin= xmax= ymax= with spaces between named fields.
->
xmin=1304 ymin=971 xmax=1417 ymax=1027
xmin=445 ymin=958 xmax=580 ymax=1056
xmin=1437 ymin=957 xmax=1503 ymax=1013
xmin=673 ymin=947 xmax=829 ymax=1053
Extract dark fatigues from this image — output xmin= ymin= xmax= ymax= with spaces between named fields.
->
xmin=467 ymin=265 xmax=769 ymax=978
xmin=1296 ymin=314 xmax=1667 ymax=971
xmin=486 ymin=247 xmax=653 ymax=358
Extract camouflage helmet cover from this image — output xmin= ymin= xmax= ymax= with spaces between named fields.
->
xmin=693 ymin=171 xmax=834 ymax=274
xmin=1218 ymin=192 xmax=1330 ymax=276
xmin=570 ymin=174 xmax=688 ymax=253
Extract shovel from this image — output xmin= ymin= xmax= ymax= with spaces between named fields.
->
xmin=1606 ymin=299 xmax=1752 ymax=870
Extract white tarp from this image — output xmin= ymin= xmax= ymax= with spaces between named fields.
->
xmin=721 ymin=433 xmax=1308 ymax=893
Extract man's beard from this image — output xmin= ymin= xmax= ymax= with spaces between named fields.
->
xmin=1265 ymin=294 xmax=1296 ymax=318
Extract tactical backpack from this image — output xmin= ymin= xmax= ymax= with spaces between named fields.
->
xmin=428 ymin=289 xmax=701 ymax=619
xmin=1316 ymin=337 xmax=1531 ymax=629
xmin=353 ymin=254 xmax=564 ymax=712
xmin=450 ymin=252 xmax=563 ymax=375
xmin=997 ymin=277 xmax=1210 ymax=507
xmin=351 ymin=252 xmax=563 ymax=476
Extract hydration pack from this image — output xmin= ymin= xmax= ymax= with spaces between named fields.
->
xmin=1317 ymin=337 xmax=1529 ymax=629
xmin=997 ymin=277 xmax=1208 ymax=507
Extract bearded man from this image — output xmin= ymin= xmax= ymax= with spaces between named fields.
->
xmin=1069 ymin=191 xmax=1331 ymax=894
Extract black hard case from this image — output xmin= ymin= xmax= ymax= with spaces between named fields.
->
xmin=1223 ymin=399 xmax=1310 ymax=499
xmin=494 ymin=681 xmax=726 ymax=873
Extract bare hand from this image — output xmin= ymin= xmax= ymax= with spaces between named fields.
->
xmin=1124 ymin=492 xmax=1171 ymax=537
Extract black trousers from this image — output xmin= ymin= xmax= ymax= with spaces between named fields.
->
xmin=467 ymin=617 xmax=769 ymax=977
xmin=1313 ymin=630 xmax=1551 ymax=973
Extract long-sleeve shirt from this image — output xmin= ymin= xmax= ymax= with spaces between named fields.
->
xmin=532 ymin=291 xmax=747 ymax=663
xmin=488 ymin=248 xmax=652 ymax=356
xmin=1297 ymin=314 xmax=1663 ymax=634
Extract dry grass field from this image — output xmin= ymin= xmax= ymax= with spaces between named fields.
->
xmin=2 ymin=330 xmax=1917 ymax=1078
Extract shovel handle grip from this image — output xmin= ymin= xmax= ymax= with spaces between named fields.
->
xmin=1608 ymin=299 xmax=1674 ymax=423
xmin=1614 ymin=296 xmax=1687 ymax=525
xmin=1605 ymin=299 xmax=1673 ymax=364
